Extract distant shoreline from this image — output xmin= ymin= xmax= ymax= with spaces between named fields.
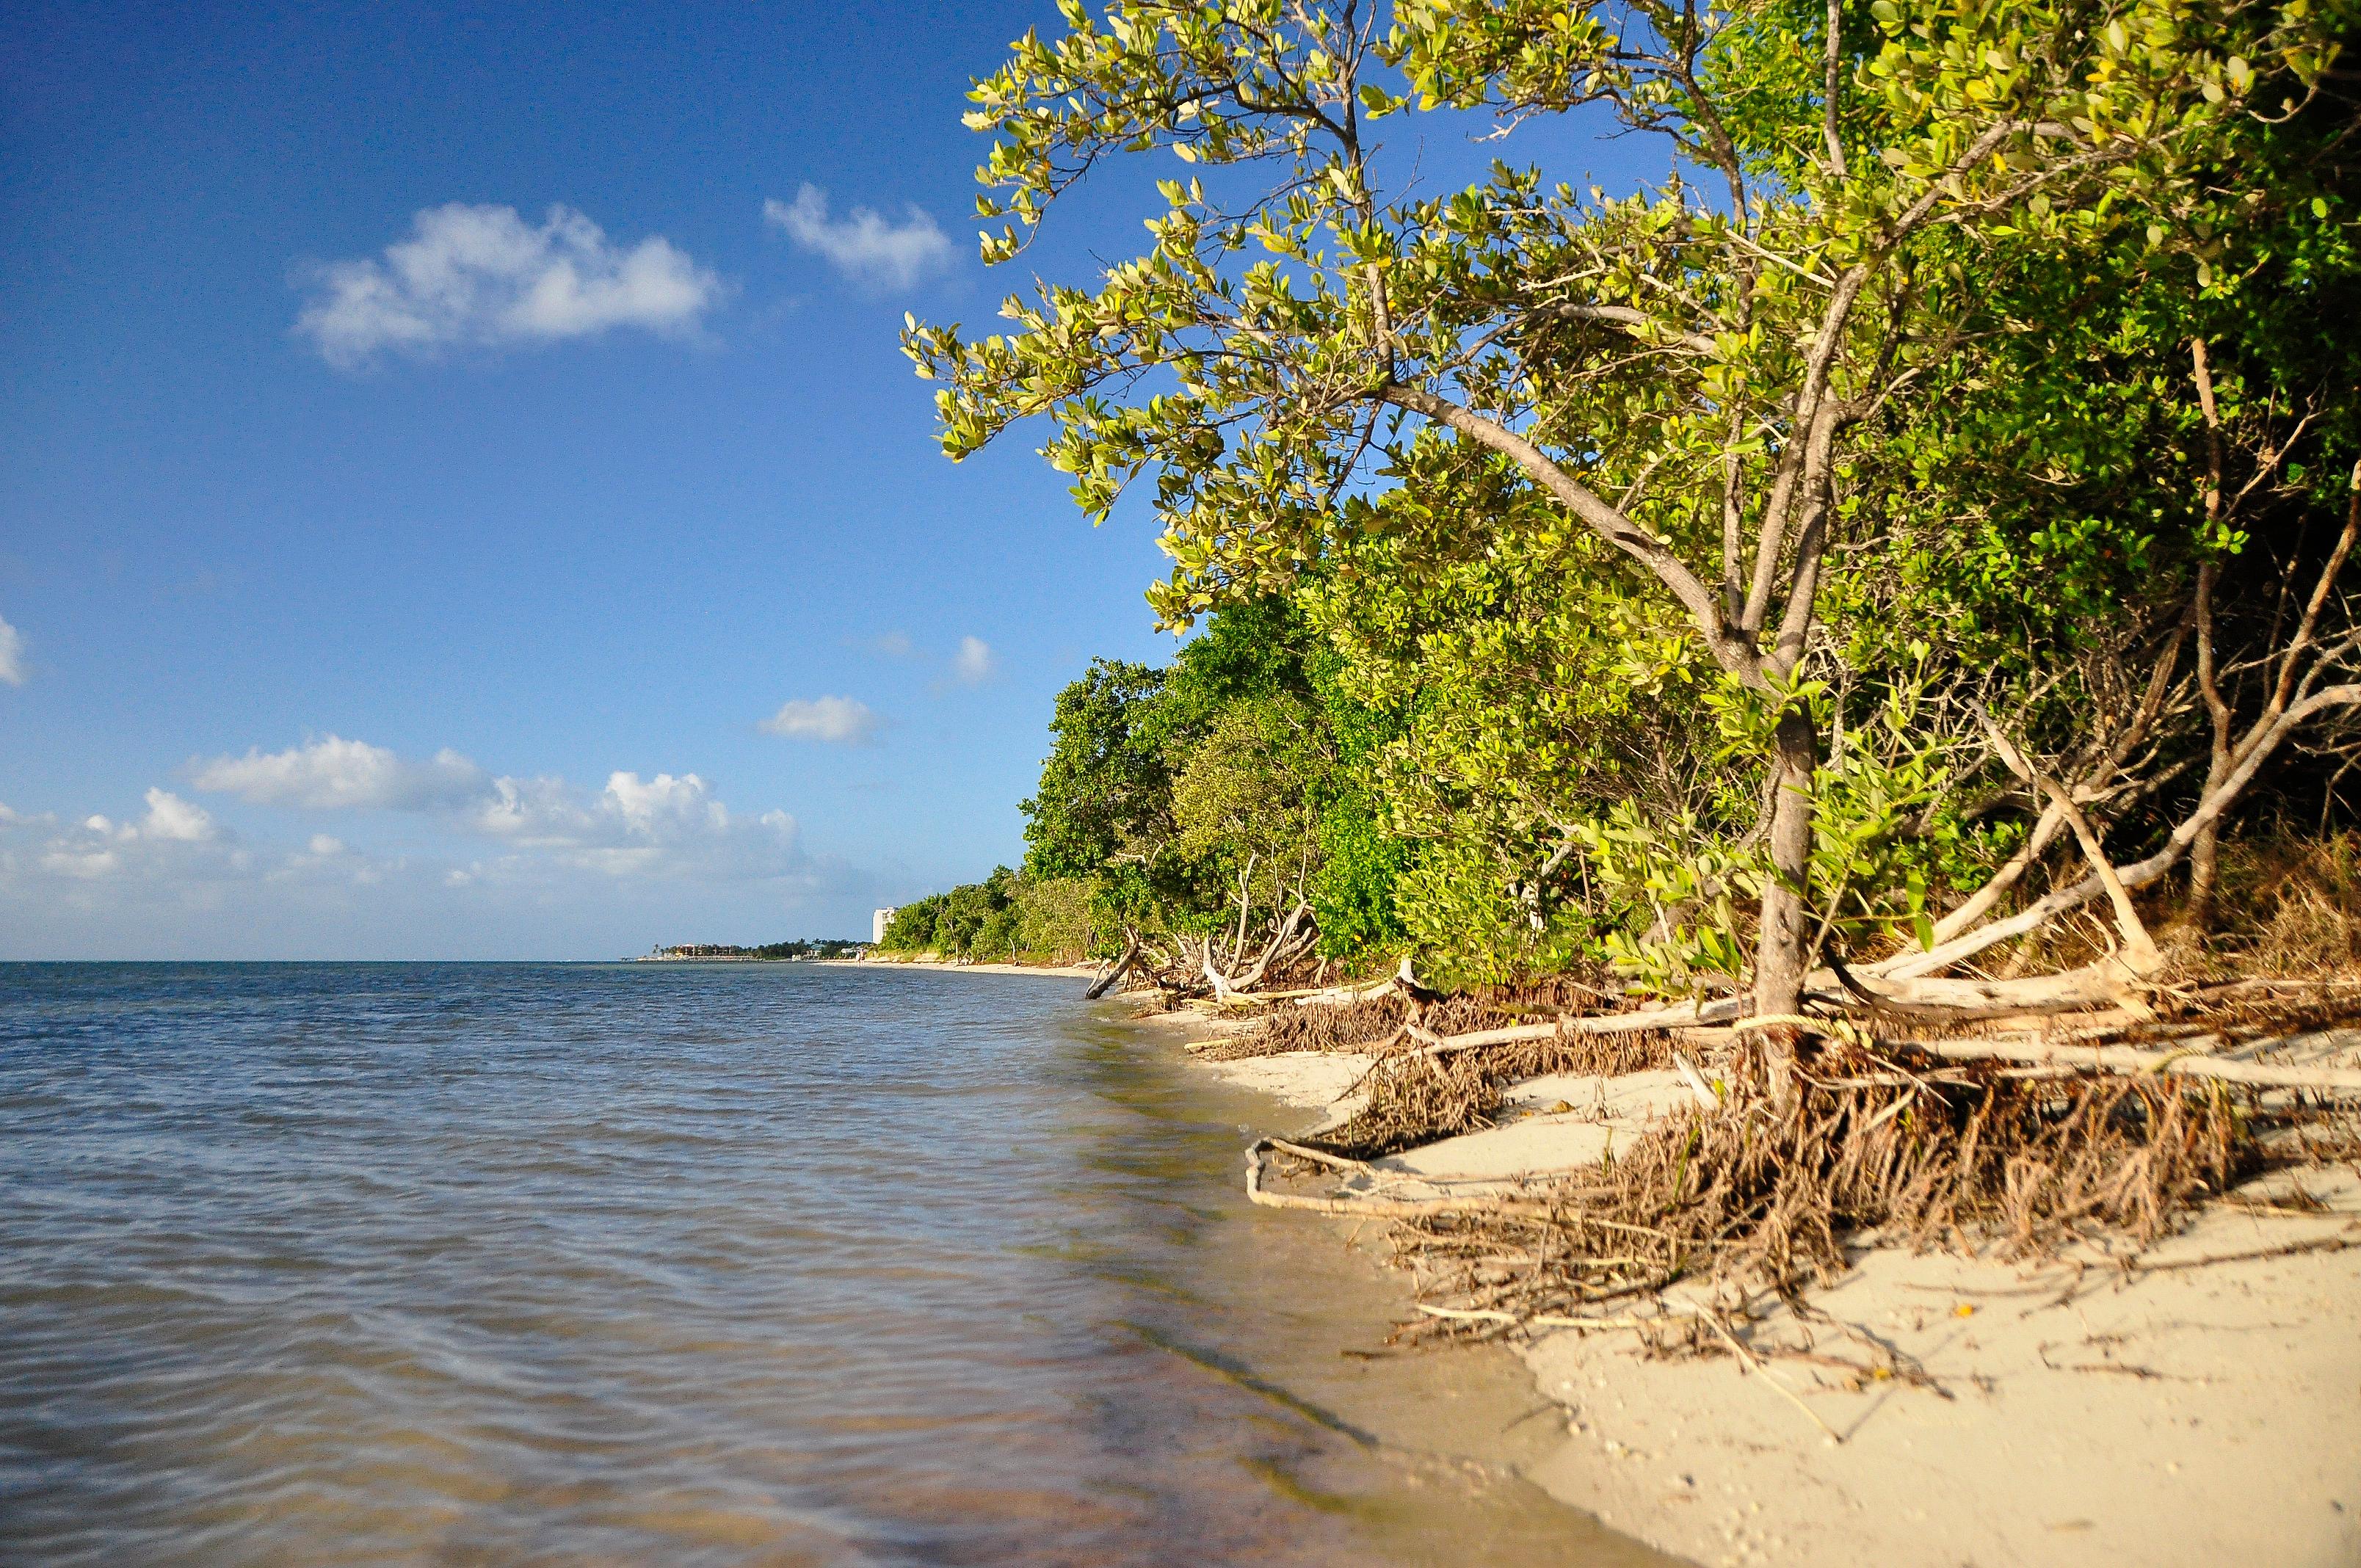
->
xmin=822 ymin=956 xmax=1100 ymax=979
xmin=632 ymin=954 xmax=1101 ymax=978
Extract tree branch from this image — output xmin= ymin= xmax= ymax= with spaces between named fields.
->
xmin=1377 ymin=382 xmax=1759 ymax=679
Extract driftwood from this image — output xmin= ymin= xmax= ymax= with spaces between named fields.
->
xmin=1241 ymin=1136 xmax=1602 ymax=1219
xmin=1412 ymin=998 xmax=1741 ymax=1056
xmin=1084 ymin=936 xmax=1142 ymax=1000
xmin=1243 ymin=1137 xmax=1472 ymax=1217
xmin=1285 ymin=955 xmax=1424 ymax=1009
xmin=1386 ymin=998 xmax=2361 ymax=1093
xmin=1890 ymin=1034 xmax=2361 ymax=1095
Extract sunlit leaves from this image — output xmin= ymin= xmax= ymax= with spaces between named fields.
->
xmin=918 ymin=0 xmax=2354 ymax=986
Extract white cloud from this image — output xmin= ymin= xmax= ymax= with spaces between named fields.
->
xmin=0 ymin=747 xmax=860 ymax=958
xmin=468 ymin=769 xmax=729 ymax=849
xmin=759 ymin=695 xmax=882 ymax=744
xmin=0 ymin=614 xmax=23 ymax=686
xmin=295 ymin=203 xmax=725 ymax=369
xmin=6 ymin=786 xmax=233 ymax=882
xmin=139 ymin=788 xmax=216 ymax=843
xmin=0 ymin=759 xmax=893 ymax=957
xmin=954 ymin=636 xmax=997 ymax=685
xmin=764 ymin=185 xmax=954 ymax=290
xmin=192 ymin=736 xmax=488 ymax=810
xmin=460 ymin=769 xmax=805 ymax=881
xmin=187 ymin=736 xmax=794 ymax=879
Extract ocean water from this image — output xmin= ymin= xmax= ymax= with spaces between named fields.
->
xmin=0 ymin=962 xmax=1655 ymax=1566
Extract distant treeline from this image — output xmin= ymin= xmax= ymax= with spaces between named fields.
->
xmin=652 ymin=940 xmax=866 ymax=960
xmin=876 ymin=868 xmax=1100 ymax=963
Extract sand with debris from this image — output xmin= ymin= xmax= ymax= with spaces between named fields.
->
xmin=1199 ymin=1042 xmax=2361 ymax=1568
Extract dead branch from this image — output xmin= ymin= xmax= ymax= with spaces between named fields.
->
xmin=1889 ymin=1034 xmax=2361 ymax=1095
xmin=1084 ymin=934 xmax=1143 ymax=1000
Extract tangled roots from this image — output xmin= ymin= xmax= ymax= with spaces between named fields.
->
xmin=1317 ymin=1028 xmax=1680 ymax=1158
xmin=1390 ymin=1042 xmax=2260 ymax=1324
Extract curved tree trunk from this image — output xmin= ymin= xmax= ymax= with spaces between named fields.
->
xmin=1752 ymin=708 xmax=1818 ymax=1099
xmin=2186 ymin=820 xmax=2222 ymax=926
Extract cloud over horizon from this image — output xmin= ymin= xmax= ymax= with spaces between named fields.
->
xmin=460 ymin=768 xmax=805 ymax=880
xmin=0 ymin=733 xmax=858 ymax=953
xmin=295 ymin=203 xmax=724 ymax=368
xmin=759 ymin=696 xmax=883 ymax=744
xmin=0 ymin=772 xmax=880 ymax=959
xmin=765 ymin=186 xmax=954 ymax=290
xmin=182 ymin=735 xmax=814 ymax=882
xmin=19 ymin=789 xmax=231 ymax=882
xmin=0 ymin=614 xmax=25 ymax=686
xmin=192 ymin=735 xmax=488 ymax=810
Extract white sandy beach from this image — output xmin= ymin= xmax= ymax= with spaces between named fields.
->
xmin=1192 ymin=1032 xmax=2361 ymax=1568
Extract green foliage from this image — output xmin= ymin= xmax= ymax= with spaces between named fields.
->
xmin=1015 ymin=875 xmax=1106 ymax=960
xmin=880 ymin=896 xmax=947 ymax=952
xmin=1023 ymin=660 xmax=1172 ymax=884
xmin=651 ymin=939 xmax=864 ymax=959
xmin=880 ymin=868 xmax=1111 ymax=962
xmin=1021 ymin=598 xmax=1381 ymax=957
xmin=924 ymin=0 xmax=2359 ymax=993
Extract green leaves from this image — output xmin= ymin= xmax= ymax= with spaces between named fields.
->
xmin=921 ymin=0 xmax=2360 ymax=993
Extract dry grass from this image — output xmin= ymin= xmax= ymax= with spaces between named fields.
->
xmin=1202 ymin=970 xmax=1676 ymax=1158
xmin=2211 ymin=832 xmax=2361 ymax=976
xmin=1204 ymin=992 xmax=1407 ymax=1058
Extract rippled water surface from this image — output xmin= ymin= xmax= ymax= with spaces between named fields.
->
xmin=0 ymin=963 xmax=1654 ymax=1565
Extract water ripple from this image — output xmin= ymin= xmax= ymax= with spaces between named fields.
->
xmin=0 ymin=962 xmax=1647 ymax=1567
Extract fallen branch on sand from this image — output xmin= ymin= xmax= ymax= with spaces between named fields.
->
xmin=1379 ymin=994 xmax=2361 ymax=1096
xmin=1244 ymin=1138 xmax=1610 ymax=1215
xmin=1410 ymin=1001 xmax=1739 ymax=1056
xmin=1890 ymin=1035 xmax=2361 ymax=1095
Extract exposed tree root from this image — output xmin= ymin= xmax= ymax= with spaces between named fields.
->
xmin=1377 ymin=1052 xmax=2271 ymax=1318
xmin=1237 ymin=987 xmax=2361 ymax=1356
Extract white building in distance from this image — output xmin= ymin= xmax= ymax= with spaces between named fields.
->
xmin=872 ymin=907 xmax=897 ymax=944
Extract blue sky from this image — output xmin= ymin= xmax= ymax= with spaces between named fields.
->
xmin=0 ymin=0 xmax=1652 ymax=959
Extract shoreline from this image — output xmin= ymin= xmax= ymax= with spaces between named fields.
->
xmin=1143 ymin=998 xmax=2361 ymax=1567
xmin=826 ymin=956 xmax=1101 ymax=979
